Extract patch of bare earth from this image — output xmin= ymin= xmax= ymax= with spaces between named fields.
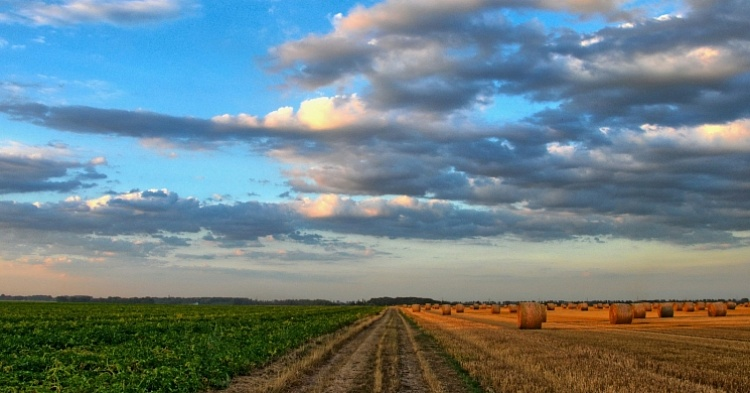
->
xmin=210 ymin=307 xmax=473 ymax=393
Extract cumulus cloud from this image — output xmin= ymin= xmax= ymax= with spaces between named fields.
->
xmin=0 ymin=0 xmax=195 ymax=26
xmin=1 ymin=0 xmax=749 ymax=250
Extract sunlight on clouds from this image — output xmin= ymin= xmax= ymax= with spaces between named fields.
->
xmin=85 ymin=194 xmax=112 ymax=210
xmin=262 ymin=106 xmax=298 ymax=128
xmin=697 ymin=119 xmax=750 ymax=144
xmin=297 ymin=95 xmax=367 ymax=130
xmin=213 ymin=95 xmax=378 ymax=131
xmin=639 ymin=119 xmax=750 ymax=150
xmin=211 ymin=113 xmax=259 ymax=127
xmin=89 ymin=156 xmax=107 ymax=165
xmin=558 ymin=45 xmax=742 ymax=85
xmin=296 ymin=194 xmax=362 ymax=218
xmin=0 ymin=141 xmax=72 ymax=159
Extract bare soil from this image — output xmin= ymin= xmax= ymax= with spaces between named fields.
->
xmin=213 ymin=307 xmax=474 ymax=393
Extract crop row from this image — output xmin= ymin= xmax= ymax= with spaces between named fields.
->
xmin=0 ymin=302 xmax=381 ymax=392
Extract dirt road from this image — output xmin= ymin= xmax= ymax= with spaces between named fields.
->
xmin=214 ymin=307 xmax=475 ymax=393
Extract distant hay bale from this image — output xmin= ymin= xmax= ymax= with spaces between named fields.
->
xmin=707 ymin=302 xmax=727 ymax=317
xmin=657 ymin=303 xmax=674 ymax=318
xmin=632 ymin=303 xmax=647 ymax=319
xmin=644 ymin=303 xmax=652 ymax=312
xmin=682 ymin=302 xmax=695 ymax=312
xmin=411 ymin=304 xmax=421 ymax=312
xmin=596 ymin=303 xmax=603 ymax=309
xmin=425 ymin=303 xmax=431 ymax=310
xmin=455 ymin=304 xmax=465 ymax=313
xmin=432 ymin=304 xmax=440 ymax=310
xmin=472 ymin=303 xmax=480 ymax=310
xmin=578 ymin=302 xmax=589 ymax=311
xmin=726 ymin=301 xmax=737 ymax=310
xmin=609 ymin=303 xmax=634 ymax=325
xmin=517 ymin=302 xmax=544 ymax=329
xmin=479 ymin=304 xmax=487 ymax=310
xmin=567 ymin=302 xmax=577 ymax=309
xmin=508 ymin=304 xmax=518 ymax=313
xmin=546 ymin=303 xmax=556 ymax=311
xmin=695 ymin=301 xmax=706 ymax=311
xmin=441 ymin=304 xmax=452 ymax=315
xmin=491 ymin=304 xmax=501 ymax=314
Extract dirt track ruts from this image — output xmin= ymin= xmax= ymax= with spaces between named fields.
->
xmin=212 ymin=307 xmax=473 ymax=393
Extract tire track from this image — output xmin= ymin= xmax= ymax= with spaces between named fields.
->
xmin=212 ymin=308 xmax=475 ymax=393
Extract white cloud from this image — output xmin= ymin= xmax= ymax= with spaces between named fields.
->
xmin=213 ymin=95 xmax=381 ymax=131
xmin=637 ymin=119 xmax=750 ymax=152
xmin=5 ymin=0 xmax=194 ymax=26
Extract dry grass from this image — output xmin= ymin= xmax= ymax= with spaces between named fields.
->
xmin=404 ymin=306 xmax=750 ymax=392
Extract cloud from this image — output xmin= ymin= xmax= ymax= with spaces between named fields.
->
xmin=0 ymin=0 xmax=196 ymax=26
xmin=0 ymin=142 xmax=106 ymax=194
xmin=267 ymin=0 xmax=750 ymax=123
xmin=2 ymin=1 xmax=749 ymax=250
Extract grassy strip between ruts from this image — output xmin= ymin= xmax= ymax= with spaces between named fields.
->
xmin=208 ymin=308 xmax=386 ymax=393
xmin=0 ymin=302 xmax=381 ymax=392
xmin=400 ymin=310 xmax=486 ymax=393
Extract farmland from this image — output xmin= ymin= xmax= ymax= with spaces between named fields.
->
xmin=405 ymin=304 xmax=750 ymax=392
xmin=0 ymin=302 xmax=380 ymax=392
xmin=2 ymin=301 xmax=749 ymax=392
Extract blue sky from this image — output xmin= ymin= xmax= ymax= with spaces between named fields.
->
xmin=1 ymin=0 xmax=749 ymax=301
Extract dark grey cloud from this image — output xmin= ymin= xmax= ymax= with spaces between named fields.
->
xmin=0 ymin=151 xmax=105 ymax=194
xmin=0 ymin=189 xmax=295 ymax=240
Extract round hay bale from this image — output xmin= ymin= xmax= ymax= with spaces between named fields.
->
xmin=472 ymin=303 xmax=480 ymax=310
xmin=546 ymin=303 xmax=556 ymax=311
xmin=707 ymin=302 xmax=727 ymax=317
xmin=441 ymin=304 xmax=452 ymax=315
xmin=425 ymin=303 xmax=431 ymax=310
xmin=682 ymin=302 xmax=695 ymax=312
xmin=657 ymin=303 xmax=674 ymax=318
xmin=632 ymin=303 xmax=647 ymax=319
xmin=491 ymin=304 xmax=501 ymax=314
xmin=609 ymin=303 xmax=634 ymax=324
xmin=643 ymin=303 xmax=652 ymax=312
xmin=596 ymin=303 xmax=603 ymax=309
xmin=432 ymin=304 xmax=440 ymax=310
xmin=695 ymin=301 xmax=706 ymax=311
xmin=455 ymin=304 xmax=465 ymax=313
xmin=411 ymin=304 xmax=421 ymax=312
xmin=726 ymin=301 xmax=737 ymax=310
xmin=517 ymin=302 xmax=544 ymax=329
xmin=567 ymin=302 xmax=577 ymax=309
xmin=578 ymin=302 xmax=589 ymax=311
xmin=508 ymin=304 xmax=518 ymax=313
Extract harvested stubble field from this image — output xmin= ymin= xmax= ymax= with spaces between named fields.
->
xmin=405 ymin=304 xmax=750 ymax=392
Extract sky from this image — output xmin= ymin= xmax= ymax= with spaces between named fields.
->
xmin=1 ymin=0 xmax=749 ymax=302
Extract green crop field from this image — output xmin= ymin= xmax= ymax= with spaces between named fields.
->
xmin=0 ymin=302 xmax=381 ymax=392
